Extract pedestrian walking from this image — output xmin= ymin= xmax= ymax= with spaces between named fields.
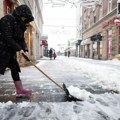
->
xmin=53 ymin=52 xmax=57 ymax=60
xmin=49 ymin=48 xmax=53 ymax=60
xmin=68 ymin=51 xmax=70 ymax=57
xmin=0 ymin=5 xmax=34 ymax=96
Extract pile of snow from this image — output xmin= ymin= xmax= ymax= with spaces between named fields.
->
xmin=64 ymin=57 xmax=120 ymax=93
xmin=67 ymin=85 xmax=92 ymax=100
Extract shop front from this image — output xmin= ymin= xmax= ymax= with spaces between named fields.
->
xmin=91 ymin=33 xmax=102 ymax=59
xmin=107 ymin=29 xmax=112 ymax=59
xmin=114 ymin=18 xmax=120 ymax=56
xmin=80 ymin=39 xmax=91 ymax=58
xmin=84 ymin=39 xmax=91 ymax=58
xmin=75 ymin=40 xmax=82 ymax=57
xmin=75 ymin=43 xmax=78 ymax=57
xmin=80 ymin=40 xmax=85 ymax=58
xmin=41 ymin=35 xmax=48 ymax=57
xmin=102 ymin=16 xmax=120 ymax=59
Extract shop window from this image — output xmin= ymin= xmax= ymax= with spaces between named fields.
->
xmin=85 ymin=45 xmax=87 ymax=57
xmin=7 ymin=6 xmax=10 ymax=14
xmin=4 ymin=0 xmax=12 ymax=15
xmin=100 ymin=6 xmax=103 ymax=19
xmin=100 ymin=41 xmax=103 ymax=58
xmin=93 ymin=41 xmax=97 ymax=57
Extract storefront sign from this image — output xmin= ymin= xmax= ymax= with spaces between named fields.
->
xmin=114 ymin=19 xmax=120 ymax=26
xmin=102 ymin=17 xmax=118 ymax=28
xmin=112 ymin=43 xmax=120 ymax=46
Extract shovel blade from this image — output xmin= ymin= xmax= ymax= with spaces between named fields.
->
xmin=62 ymin=83 xmax=82 ymax=102
xmin=63 ymin=83 xmax=70 ymax=96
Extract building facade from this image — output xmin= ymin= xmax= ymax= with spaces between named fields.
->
xmin=18 ymin=0 xmax=44 ymax=62
xmin=77 ymin=0 xmax=119 ymax=60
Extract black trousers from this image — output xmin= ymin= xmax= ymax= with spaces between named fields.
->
xmin=8 ymin=56 xmax=21 ymax=81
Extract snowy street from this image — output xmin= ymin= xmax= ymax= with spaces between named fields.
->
xmin=0 ymin=56 xmax=120 ymax=120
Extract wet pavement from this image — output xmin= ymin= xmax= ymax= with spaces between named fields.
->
xmin=0 ymin=57 xmax=112 ymax=103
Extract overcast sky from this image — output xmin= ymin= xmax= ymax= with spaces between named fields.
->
xmin=42 ymin=4 xmax=76 ymax=51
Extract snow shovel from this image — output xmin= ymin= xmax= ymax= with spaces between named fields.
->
xmin=22 ymin=53 xmax=82 ymax=101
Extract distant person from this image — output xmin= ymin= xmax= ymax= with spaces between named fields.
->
xmin=53 ymin=52 xmax=57 ymax=60
xmin=68 ymin=51 xmax=70 ymax=57
xmin=49 ymin=48 xmax=53 ymax=60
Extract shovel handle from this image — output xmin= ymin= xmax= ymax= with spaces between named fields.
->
xmin=30 ymin=61 xmax=64 ymax=90
xmin=22 ymin=53 xmax=30 ymax=62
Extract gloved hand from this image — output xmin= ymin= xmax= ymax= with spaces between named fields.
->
xmin=25 ymin=51 xmax=29 ymax=55
xmin=19 ymin=49 xmax=25 ymax=56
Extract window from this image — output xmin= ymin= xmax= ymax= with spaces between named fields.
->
xmin=108 ymin=0 xmax=112 ymax=12
xmin=94 ymin=15 xmax=96 ymax=23
xmin=100 ymin=6 xmax=103 ymax=19
xmin=117 ymin=1 xmax=120 ymax=15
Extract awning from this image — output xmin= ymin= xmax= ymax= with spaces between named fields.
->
xmin=84 ymin=39 xmax=91 ymax=44
xmin=81 ymin=40 xmax=85 ymax=45
xmin=91 ymin=34 xmax=102 ymax=41
xmin=81 ymin=39 xmax=91 ymax=45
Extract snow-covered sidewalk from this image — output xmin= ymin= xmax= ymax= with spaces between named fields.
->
xmin=0 ymin=56 xmax=120 ymax=120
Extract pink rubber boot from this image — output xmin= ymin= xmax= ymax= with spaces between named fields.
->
xmin=14 ymin=80 xmax=32 ymax=96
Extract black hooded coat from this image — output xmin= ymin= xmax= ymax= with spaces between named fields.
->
xmin=0 ymin=5 xmax=34 ymax=74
